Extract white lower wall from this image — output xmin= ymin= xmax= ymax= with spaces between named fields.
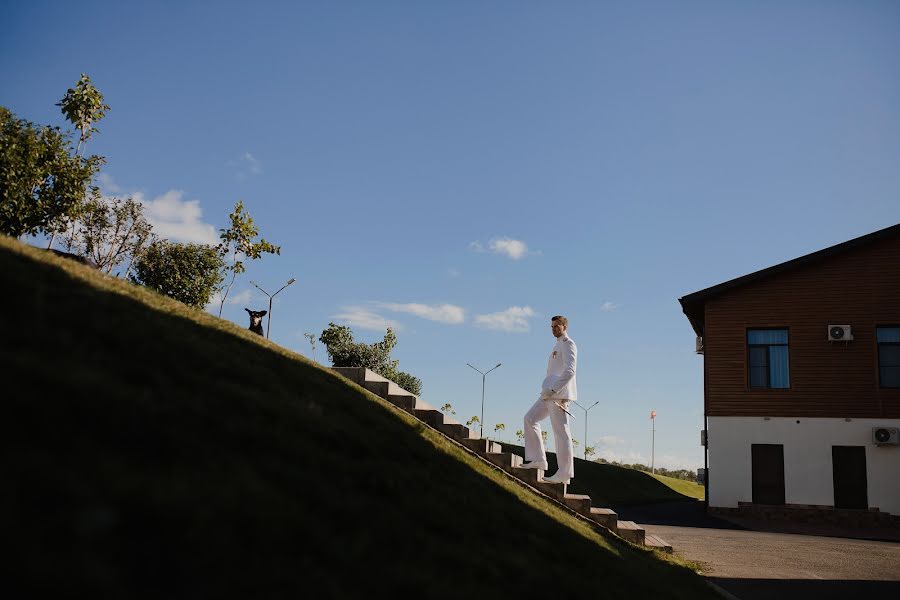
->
xmin=708 ymin=417 xmax=900 ymax=514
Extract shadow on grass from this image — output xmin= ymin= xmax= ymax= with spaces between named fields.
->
xmin=1 ymin=239 xmax=720 ymax=599
xmin=498 ymin=443 xmax=699 ymax=508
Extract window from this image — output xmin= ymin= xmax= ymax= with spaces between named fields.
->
xmin=877 ymin=327 xmax=900 ymax=388
xmin=748 ymin=329 xmax=790 ymax=389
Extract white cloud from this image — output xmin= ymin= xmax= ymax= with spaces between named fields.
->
xmin=600 ymin=301 xmax=619 ymax=312
xmin=226 ymin=289 xmax=255 ymax=306
xmin=332 ymin=306 xmax=402 ymax=331
xmin=474 ymin=306 xmax=536 ymax=332
xmin=488 ymin=237 xmax=529 ymax=260
xmin=595 ymin=435 xmax=625 ymax=446
xmin=136 ymin=189 xmax=219 ymax=245
xmin=377 ymin=302 xmax=465 ymax=324
xmin=447 ymin=268 xmax=460 ymax=278
xmin=228 ymin=152 xmax=263 ymax=180
xmin=97 ymin=173 xmax=122 ymax=194
xmin=470 ymin=237 xmax=538 ymax=260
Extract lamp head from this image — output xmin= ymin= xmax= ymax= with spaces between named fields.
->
xmin=287 ymin=278 xmax=296 ymax=285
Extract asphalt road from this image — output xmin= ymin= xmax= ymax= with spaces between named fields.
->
xmin=616 ymin=501 xmax=900 ymax=600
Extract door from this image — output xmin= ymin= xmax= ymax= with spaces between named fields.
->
xmin=832 ymin=446 xmax=868 ymax=509
xmin=751 ymin=444 xmax=785 ymax=505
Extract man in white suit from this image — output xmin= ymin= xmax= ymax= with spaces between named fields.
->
xmin=521 ymin=315 xmax=577 ymax=484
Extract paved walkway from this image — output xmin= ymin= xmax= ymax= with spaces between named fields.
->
xmin=616 ymin=501 xmax=900 ymax=600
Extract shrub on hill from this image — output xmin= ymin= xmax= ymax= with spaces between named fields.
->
xmin=130 ymin=240 xmax=224 ymax=308
xmin=319 ymin=322 xmax=423 ymax=396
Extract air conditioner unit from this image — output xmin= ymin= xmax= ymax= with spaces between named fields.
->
xmin=695 ymin=336 xmax=704 ymax=354
xmin=827 ymin=325 xmax=853 ymax=342
xmin=872 ymin=427 xmax=900 ymax=446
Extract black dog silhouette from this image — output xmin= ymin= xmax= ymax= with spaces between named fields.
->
xmin=245 ymin=308 xmax=267 ymax=336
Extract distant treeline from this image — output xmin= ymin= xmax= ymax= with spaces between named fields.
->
xmin=593 ymin=459 xmax=699 ymax=482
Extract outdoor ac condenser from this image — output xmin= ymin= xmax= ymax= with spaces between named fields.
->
xmin=828 ymin=325 xmax=853 ymax=341
xmin=872 ymin=427 xmax=900 ymax=445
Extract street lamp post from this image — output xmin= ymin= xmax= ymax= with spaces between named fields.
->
xmin=250 ymin=278 xmax=296 ymax=339
xmin=466 ymin=362 xmax=501 ymax=438
xmin=573 ymin=400 xmax=599 ymax=460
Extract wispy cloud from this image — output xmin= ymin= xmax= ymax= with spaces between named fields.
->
xmin=600 ymin=301 xmax=619 ymax=312
xmin=332 ymin=306 xmax=402 ymax=331
xmin=228 ymin=152 xmax=263 ymax=180
xmin=595 ymin=435 xmax=625 ymax=446
xmin=447 ymin=268 xmax=460 ymax=278
xmin=474 ymin=306 xmax=536 ymax=332
xmin=95 ymin=175 xmax=219 ymax=246
xmin=97 ymin=172 xmax=122 ymax=194
xmin=377 ymin=302 xmax=465 ymax=324
xmin=470 ymin=237 xmax=538 ymax=260
xmin=137 ymin=189 xmax=219 ymax=245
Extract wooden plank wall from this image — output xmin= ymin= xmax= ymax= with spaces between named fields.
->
xmin=705 ymin=234 xmax=900 ymax=418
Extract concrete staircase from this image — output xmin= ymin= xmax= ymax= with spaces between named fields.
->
xmin=333 ymin=367 xmax=673 ymax=554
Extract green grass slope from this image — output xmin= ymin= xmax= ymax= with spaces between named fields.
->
xmin=499 ymin=443 xmax=705 ymax=506
xmin=0 ymin=236 xmax=717 ymax=599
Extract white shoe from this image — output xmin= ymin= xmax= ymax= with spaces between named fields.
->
xmin=520 ymin=461 xmax=548 ymax=470
xmin=542 ymin=473 xmax=571 ymax=485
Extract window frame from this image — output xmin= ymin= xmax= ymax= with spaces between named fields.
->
xmin=747 ymin=327 xmax=791 ymax=390
xmin=876 ymin=325 xmax=900 ymax=389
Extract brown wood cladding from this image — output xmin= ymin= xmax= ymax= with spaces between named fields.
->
xmin=705 ymin=234 xmax=900 ymax=418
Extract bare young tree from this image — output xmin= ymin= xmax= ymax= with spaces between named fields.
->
xmin=303 ymin=332 xmax=317 ymax=362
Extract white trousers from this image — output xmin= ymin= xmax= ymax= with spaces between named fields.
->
xmin=524 ymin=398 xmax=574 ymax=478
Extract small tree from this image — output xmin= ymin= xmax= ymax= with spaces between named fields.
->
xmin=466 ymin=416 xmax=481 ymax=430
xmin=46 ymin=73 xmax=110 ymax=248
xmin=303 ymin=332 xmax=317 ymax=362
xmin=216 ymin=200 xmax=280 ymax=317
xmin=584 ymin=445 xmax=597 ymax=461
xmin=131 ymin=241 xmax=224 ymax=308
xmin=493 ymin=423 xmax=506 ymax=440
xmin=515 ymin=429 xmax=524 ymax=443
xmin=440 ymin=403 xmax=456 ymax=416
xmin=541 ymin=431 xmax=548 ymax=446
xmin=73 ymin=195 xmax=153 ymax=275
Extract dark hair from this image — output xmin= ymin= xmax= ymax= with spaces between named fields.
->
xmin=551 ymin=315 xmax=568 ymax=327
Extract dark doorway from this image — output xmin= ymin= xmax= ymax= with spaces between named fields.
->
xmin=832 ymin=446 xmax=868 ymax=509
xmin=752 ymin=444 xmax=785 ymax=505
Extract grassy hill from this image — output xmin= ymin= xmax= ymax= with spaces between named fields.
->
xmin=0 ymin=236 xmax=718 ymax=599
xmin=498 ymin=443 xmax=705 ymax=506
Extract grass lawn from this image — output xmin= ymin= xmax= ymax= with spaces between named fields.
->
xmin=498 ymin=443 xmax=705 ymax=506
xmin=0 ymin=236 xmax=719 ymax=598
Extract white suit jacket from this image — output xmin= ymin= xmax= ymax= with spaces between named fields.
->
xmin=541 ymin=334 xmax=577 ymax=402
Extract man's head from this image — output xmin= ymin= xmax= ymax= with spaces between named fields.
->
xmin=551 ymin=315 xmax=568 ymax=338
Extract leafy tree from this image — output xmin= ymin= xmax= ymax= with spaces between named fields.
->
xmin=515 ymin=429 xmax=524 ymax=443
xmin=130 ymin=240 xmax=224 ymax=308
xmin=466 ymin=416 xmax=480 ymax=429
xmin=69 ymin=195 xmax=153 ymax=276
xmin=216 ymin=200 xmax=280 ymax=317
xmin=319 ymin=322 xmax=422 ymax=396
xmin=493 ymin=423 xmax=505 ymax=439
xmin=440 ymin=403 xmax=456 ymax=416
xmin=0 ymin=107 xmax=102 ymax=239
xmin=584 ymin=445 xmax=597 ymax=461
xmin=541 ymin=430 xmax=548 ymax=446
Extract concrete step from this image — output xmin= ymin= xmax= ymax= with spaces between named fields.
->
xmin=414 ymin=409 xmax=446 ymax=428
xmin=615 ymin=520 xmax=645 ymax=545
xmin=510 ymin=466 xmax=544 ymax=486
xmin=435 ymin=421 xmax=478 ymax=440
xmin=534 ymin=480 xmax=569 ymax=501
xmin=461 ymin=439 xmax=503 ymax=454
xmin=644 ymin=534 xmax=673 ymax=554
xmin=561 ymin=493 xmax=592 ymax=515
xmin=588 ymin=507 xmax=617 ymax=529
xmin=386 ymin=393 xmax=418 ymax=413
xmin=483 ymin=452 xmax=523 ymax=470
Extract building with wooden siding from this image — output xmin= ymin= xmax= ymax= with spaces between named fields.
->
xmin=679 ymin=223 xmax=900 ymax=522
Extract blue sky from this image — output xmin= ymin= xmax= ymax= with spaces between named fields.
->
xmin=4 ymin=1 xmax=899 ymax=471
